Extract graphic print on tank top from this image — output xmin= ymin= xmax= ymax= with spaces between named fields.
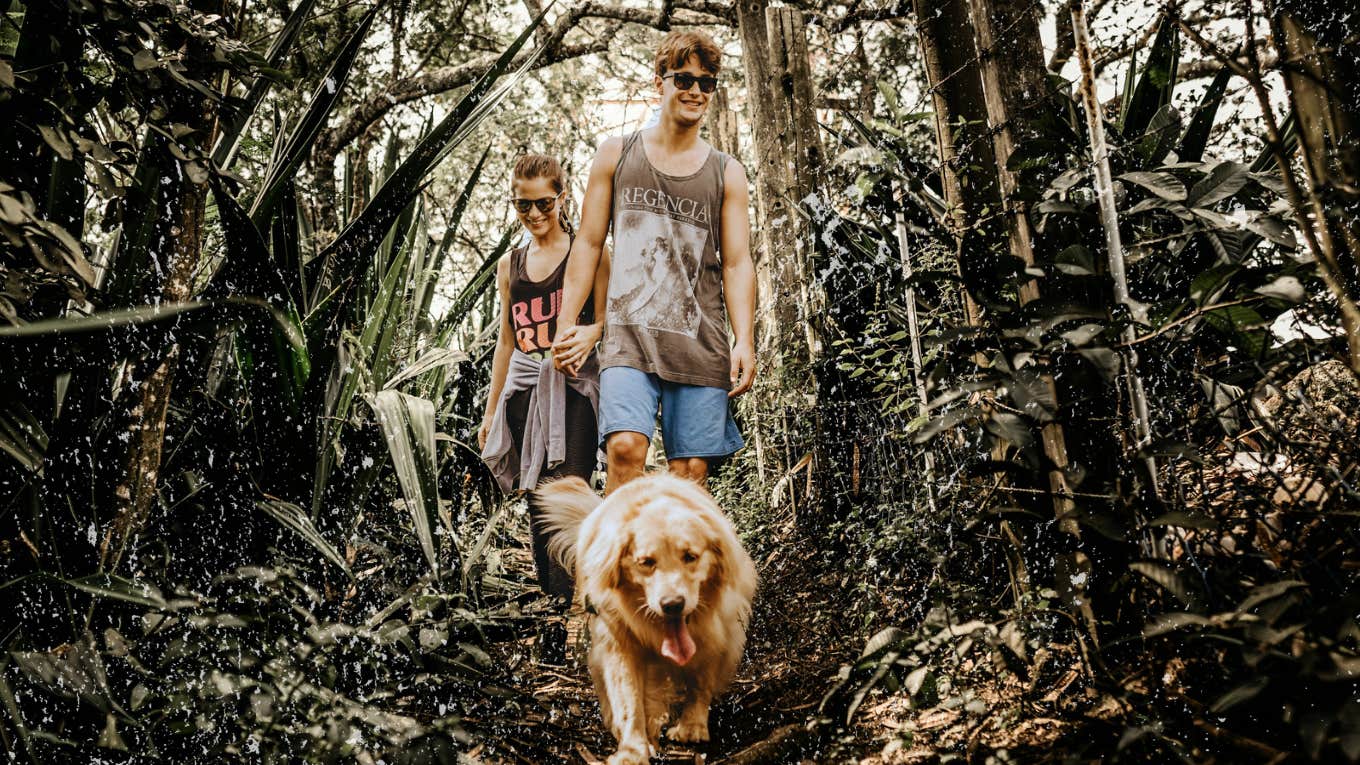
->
xmin=511 ymin=288 xmax=561 ymax=353
xmin=608 ymin=189 xmax=709 ymax=339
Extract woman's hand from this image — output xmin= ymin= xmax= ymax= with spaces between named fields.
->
xmin=478 ymin=415 xmax=493 ymax=450
xmin=552 ymin=322 xmax=602 ymax=376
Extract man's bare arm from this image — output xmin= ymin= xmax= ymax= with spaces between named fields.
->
xmin=554 ymin=136 xmax=622 ymax=371
xmin=720 ymin=159 xmax=757 ymax=397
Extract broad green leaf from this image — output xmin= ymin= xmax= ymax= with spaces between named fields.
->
xmin=1210 ymin=677 xmax=1269 ymax=714
xmin=368 ymin=390 xmax=445 ymax=576
xmin=1134 ymin=103 xmax=1181 ymax=165
xmin=1177 ymin=67 xmax=1231 ymax=162
xmin=1129 ymin=560 xmax=1200 ymax=608
xmin=256 ymin=499 xmax=352 ymax=577
xmin=62 ymin=574 xmax=167 ymax=609
xmin=1119 ymin=170 xmax=1187 ymax=201
xmin=1189 ymin=161 xmax=1249 ymax=207
xmin=1143 ymin=611 xmax=1212 ymax=637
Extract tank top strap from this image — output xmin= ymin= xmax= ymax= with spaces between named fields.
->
xmin=510 ymin=243 xmax=528 ymax=281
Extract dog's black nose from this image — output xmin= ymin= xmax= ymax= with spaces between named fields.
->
xmin=661 ymin=597 xmax=685 ymax=616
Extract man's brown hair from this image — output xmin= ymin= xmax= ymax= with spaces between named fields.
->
xmin=654 ymin=30 xmax=721 ymax=77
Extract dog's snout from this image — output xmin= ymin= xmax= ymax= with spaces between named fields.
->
xmin=661 ymin=597 xmax=685 ymax=616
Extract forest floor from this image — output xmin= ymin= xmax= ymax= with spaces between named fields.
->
xmin=463 ymin=502 xmax=1123 ymax=765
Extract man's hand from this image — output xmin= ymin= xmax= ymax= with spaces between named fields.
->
xmin=552 ymin=323 xmax=602 ymax=376
xmin=728 ymin=341 xmax=755 ymax=398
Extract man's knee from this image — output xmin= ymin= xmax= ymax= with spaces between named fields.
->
xmin=668 ymin=457 xmax=709 ymax=482
xmin=606 ymin=431 xmax=649 ymax=466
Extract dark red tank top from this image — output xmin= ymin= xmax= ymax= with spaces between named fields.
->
xmin=508 ymin=240 xmax=592 ymax=356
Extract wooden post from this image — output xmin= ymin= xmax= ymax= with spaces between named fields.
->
xmin=893 ymin=194 xmax=938 ymax=516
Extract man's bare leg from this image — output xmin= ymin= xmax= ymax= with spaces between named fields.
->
xmin=606 ymin=431 xmax=650 ymax=495
xmin=667 ymin=457 xmax=709 ymax=488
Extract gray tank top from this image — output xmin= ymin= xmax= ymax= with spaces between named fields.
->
xmin=602 ymin=131 xmax=731 ymax=389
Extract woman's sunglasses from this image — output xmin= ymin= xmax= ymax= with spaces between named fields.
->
xmin=662 ymin=72 xmax=718 ymax=94
xmin=508 ymin=191 xmax=563 ymax=214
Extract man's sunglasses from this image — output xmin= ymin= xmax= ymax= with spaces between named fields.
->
xmin=508 ymin=191 xmax=563 ymax=214
xmin=662 ymin=72 xmax=719 ymax=94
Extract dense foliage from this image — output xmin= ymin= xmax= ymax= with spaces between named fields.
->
xmin=1 ymin=0 xmax=1356 ymax=763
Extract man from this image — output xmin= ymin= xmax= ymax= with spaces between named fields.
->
xmin=551 ymin=29 xmax=756 ymax=494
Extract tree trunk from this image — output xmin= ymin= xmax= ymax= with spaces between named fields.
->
xmin=910 ymin=0 xmax=1003 ymax=322
xmin=708 ymin=85 xmax=741 ymax=160
xmin=766 ymin=6 xmax=824 ymax=361
xmin=736 ymin=0 xmax=811 ymax=379
xmin=1271 ymin=1 xmax=1360 ymax=374
xmin=98 ymin=37 xmax=221 ymax=573
xmin=968 ymin=0 xmax=1079 ymax=532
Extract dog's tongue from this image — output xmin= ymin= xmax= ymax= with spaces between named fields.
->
xmin=661 ymin=617 xmax=696 ymax=666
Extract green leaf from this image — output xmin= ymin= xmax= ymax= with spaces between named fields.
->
xmin=1119 ymin=170 xmax=1187 ymax=201
xmin=1210 ymin=677 xmax=1269 ymax=714
xmin=1129 ymin=560 xmax=1200 ymax=609
xmin=62 ymin=574 xmax=167 ymax=609
xmin=1177 ymin=67 xmax=1231 ymax=162
xmin=368 ymin=390 xmax=445 ymax=576
xmin=1121 ymin=14 xmax=1178 ymax=137
xmin=256 ymin=500 xmax=352 ymax=578
xmin=1144 ymin=511 xmax=1217 ymax=531
xmin=859 ymin=627 xmax=909 ymax=662
xmin=1135 ymin=103 xmax=1182 ymax=165
xmin=0 ymin=299 xmax=300 ymax=372
xmin=314 ymin=5 xmax=552 ymax=308
xmin=1143 ymin=611 xmax=1211 ymax=637
xmin=212 ymin=0 xmax=320 ymax=168
xmin=249 ymin=4 xmax=381 ymax=224
xmin=1189 ymin=161 xmax=1249 ymax=207
xmin=384 ymin=348 xmax=468 ymax=390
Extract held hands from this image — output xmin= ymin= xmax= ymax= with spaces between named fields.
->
xmin=729 ymin=341 xmax=755 ymax=398
xmin=552 ymin=322 xmax=603 ymax=377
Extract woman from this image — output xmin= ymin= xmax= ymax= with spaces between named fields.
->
xmin=479 ymin=153 xmax=608 ymax=664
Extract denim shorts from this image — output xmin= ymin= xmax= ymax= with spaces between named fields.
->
xmin=598 ymin=366 xmax=744 ymax=460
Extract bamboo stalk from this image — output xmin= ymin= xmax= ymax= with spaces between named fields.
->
xmin=1071 ymin=0 xmax=1161 ymax=499
xmin=893 ymin=192 xmax=938 ymax=515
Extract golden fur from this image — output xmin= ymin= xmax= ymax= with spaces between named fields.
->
xmin=533 ymin=474 xmax=757 ymax=764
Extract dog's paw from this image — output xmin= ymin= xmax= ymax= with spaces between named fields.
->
xmin=665 ymin=719 xmax=710 ymax=743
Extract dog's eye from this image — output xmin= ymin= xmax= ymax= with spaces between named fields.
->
xmin=682 ymin=551 xmax=698 ymax=564
xmin=637 ymin=557 xmax=656 ymax=569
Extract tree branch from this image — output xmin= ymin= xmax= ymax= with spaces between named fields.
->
xmin=314 ymin=1 xmax=732 ymax=166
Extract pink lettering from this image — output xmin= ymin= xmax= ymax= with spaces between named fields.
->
xmin=529 ymin=295 xmax=552 ymax=322
xmin=516 ymin=327 xmax=536 ymax=351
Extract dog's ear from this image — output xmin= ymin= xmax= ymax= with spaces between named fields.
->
xmin=702 ymin=506 xmax=757 ymax=603
xmin=578 ymin=512 xmax=630 ymax=604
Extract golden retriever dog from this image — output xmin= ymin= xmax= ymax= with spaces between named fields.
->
xmin=533 ymin=474 xmax=757 ymax=765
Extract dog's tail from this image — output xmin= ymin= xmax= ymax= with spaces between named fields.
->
xmin=530 ymin=477 xmax=602 ymax=574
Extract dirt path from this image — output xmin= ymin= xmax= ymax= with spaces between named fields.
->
xmin=474 ymin=505 xmax=858 ymax=764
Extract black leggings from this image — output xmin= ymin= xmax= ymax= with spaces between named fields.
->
xmin=504 ymin=388 xmax=597 ymax=601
